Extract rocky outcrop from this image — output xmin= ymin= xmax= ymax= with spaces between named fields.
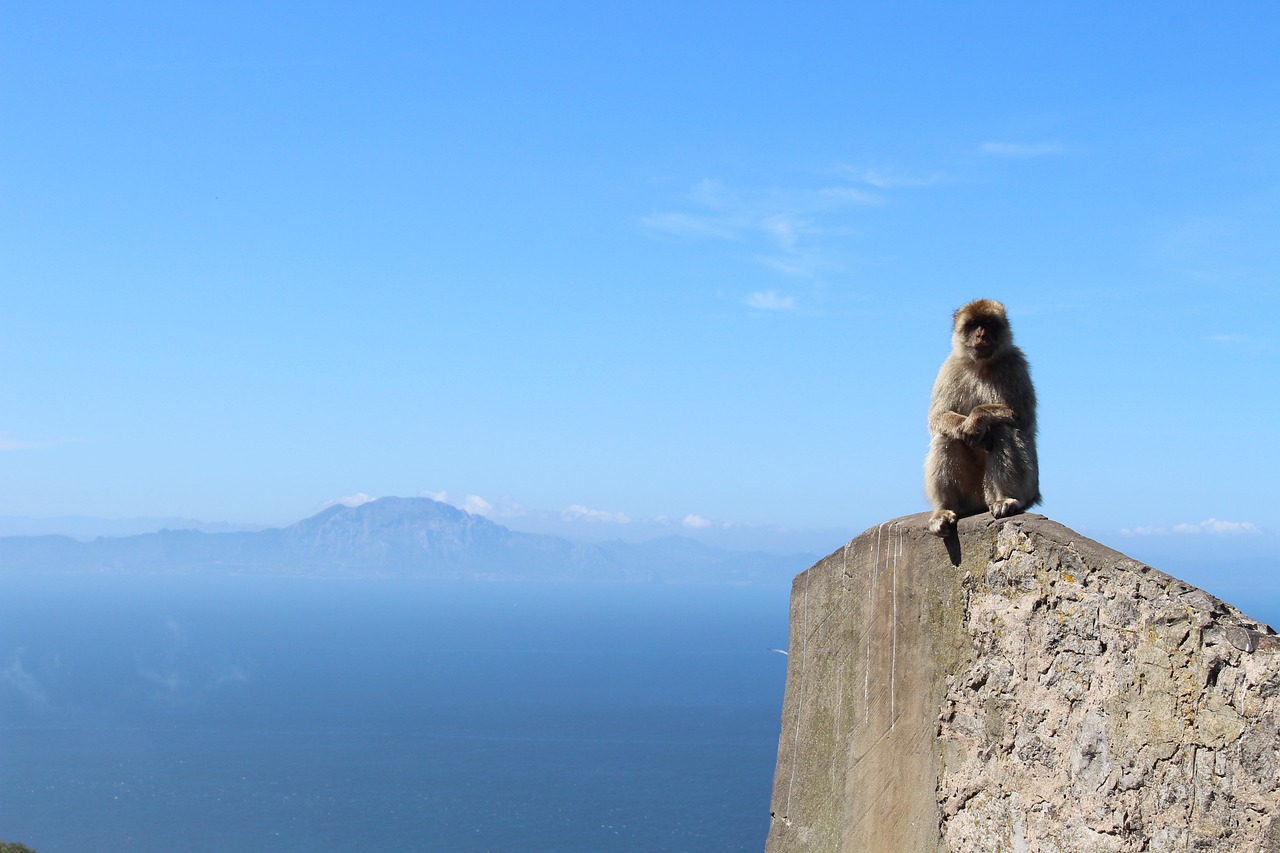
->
xmin=766 ymin=513 xmax=1280 ymax=852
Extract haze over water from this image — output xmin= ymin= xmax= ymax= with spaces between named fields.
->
xmin=0 ymin=576 xmax=790 ymax=852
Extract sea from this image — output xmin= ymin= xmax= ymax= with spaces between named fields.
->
xmin=0 ymin=575 xmax=792 ymax=852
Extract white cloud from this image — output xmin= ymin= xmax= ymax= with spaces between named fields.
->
xmin=682 ymin=514 xmax=712 ymax=529
xmin=1120 ymin=518 xmax=1261 ymax=536
xmin=562 ymin=504 xmax=631 ymax=524
xmin=746 ymin=290 xmax=796 ymax=310
xmin=814 ymin=186 xmax=882 ymax=205
xmin=320 ymin=493 xmax=377 ymax=510
xmin=461 ymin=495 xmax=493 ymax=516
xmin=1173 ymin=518 xmax=1260 ymax=535
xmin=640 ymin=175 xmax=883 ymax=281
xmin=688 ymin=178 xmax=733 ymax=209
xmin=421 ymin=490 xmax=524 ymax=519
xmin=853 ymin=166 xmax=946 ymax=189
xmin=979 ymin=141 xmax=1067 ymax=158
xmin=761 ymin=213 xmax=804 ymax=251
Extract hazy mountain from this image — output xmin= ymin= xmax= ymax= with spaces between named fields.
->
xmin=0 ymin=497 xmax=812 ymax=584
xmin=0 ymin=514 xmax=265 ymax=540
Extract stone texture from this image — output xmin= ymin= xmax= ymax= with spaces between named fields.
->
xmin=765 ymin=513 xmax=1280 ymax=853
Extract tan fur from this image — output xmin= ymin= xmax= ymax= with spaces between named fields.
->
xmin=924 ymin=299 xmax=1040 ymax=537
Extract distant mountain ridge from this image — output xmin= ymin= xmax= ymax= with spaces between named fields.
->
xmin=0 ymin=514 xmax=264 ymax=540
xmin=0 ymin=497 xmax=811 ymax=584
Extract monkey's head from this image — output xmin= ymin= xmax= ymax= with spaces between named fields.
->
xmin=951 ymin=299 xmax=1011 ymax=362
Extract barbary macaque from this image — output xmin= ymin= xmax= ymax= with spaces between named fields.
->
xmin=924 ymin=299 xmax=1039 ymax=538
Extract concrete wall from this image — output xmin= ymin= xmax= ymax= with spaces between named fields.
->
xmin=765 ymin=513 xmax=1280 ymax=852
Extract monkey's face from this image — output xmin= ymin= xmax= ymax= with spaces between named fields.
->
xmin=956 ymin=314 xmax=1008 ymax=361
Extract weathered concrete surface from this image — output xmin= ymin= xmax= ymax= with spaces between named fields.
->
xmin=765 ymin=513 xmax=1280 ymax=853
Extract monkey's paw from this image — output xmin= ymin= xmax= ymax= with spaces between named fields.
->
xmin=990 ymin=498 xmax=1023 ymax=519
xmin=927 ymin=510 xmax=957 ymax=538
xmin=957 ymin=420 xmax=986 ymax=448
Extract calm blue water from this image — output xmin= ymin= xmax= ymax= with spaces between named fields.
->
xmin=0 ymin=577 xmax=792 ymax=852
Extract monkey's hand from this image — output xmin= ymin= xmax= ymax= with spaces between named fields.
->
xmin=957 ymin=414 xmax=989 ymax=448
xmin=968 ymin=403 xmax=1016 ymax=425
xmin=960 ymin=404 xmax=1016 ymax=447
xmin=931 ymin=411 xmax=969 ymax=440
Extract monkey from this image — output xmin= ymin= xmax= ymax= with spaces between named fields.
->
xmin=924 ymin=299 xmax=1039 ymax=538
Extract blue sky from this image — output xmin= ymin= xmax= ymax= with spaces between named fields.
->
xmin=1 ymin=2 xmax=1277 ymax=591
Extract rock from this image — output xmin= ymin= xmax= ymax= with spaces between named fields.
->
xmin=765 ymin=513 xmax=1280 ymax=852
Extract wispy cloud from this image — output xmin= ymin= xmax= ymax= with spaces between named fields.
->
xmin=1120 ymin=518 xmax=1261 ymax=536
xmin=0 ymin=433 xmax=73 ymax=452
xmin=979 ymin=141 xmax=1067 ymax=158
xmin=562 ymin=504 xmax=631 ymax=524
xmin=136 ymin=620 xmax=250 ymax=707
xmin=746 ymin=290 xmax=795 ymax=310
xmin=644 ymin=180 xmax=882 ymax=240
xmin=848 ymin=166 xmax=946 ymax=189
xmin=682 ymin=514 xmax=712 ymax=529
xmin=1207 ymin=333 xmax=1272 ymax=352
xmin=1 ymin=650 xmax=47 ymax=705
xmin=639 ymin=211 xmax=741 ymax=241
xmin=760 ymin=213 xmax=804 ymax=251
xmin=641 ymin=174 xmax=887 ymax=282
xmin=138 ymin=663 xmax=249 ymax=704
xmin=421 ymin=490 xmax=525 ymax=520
